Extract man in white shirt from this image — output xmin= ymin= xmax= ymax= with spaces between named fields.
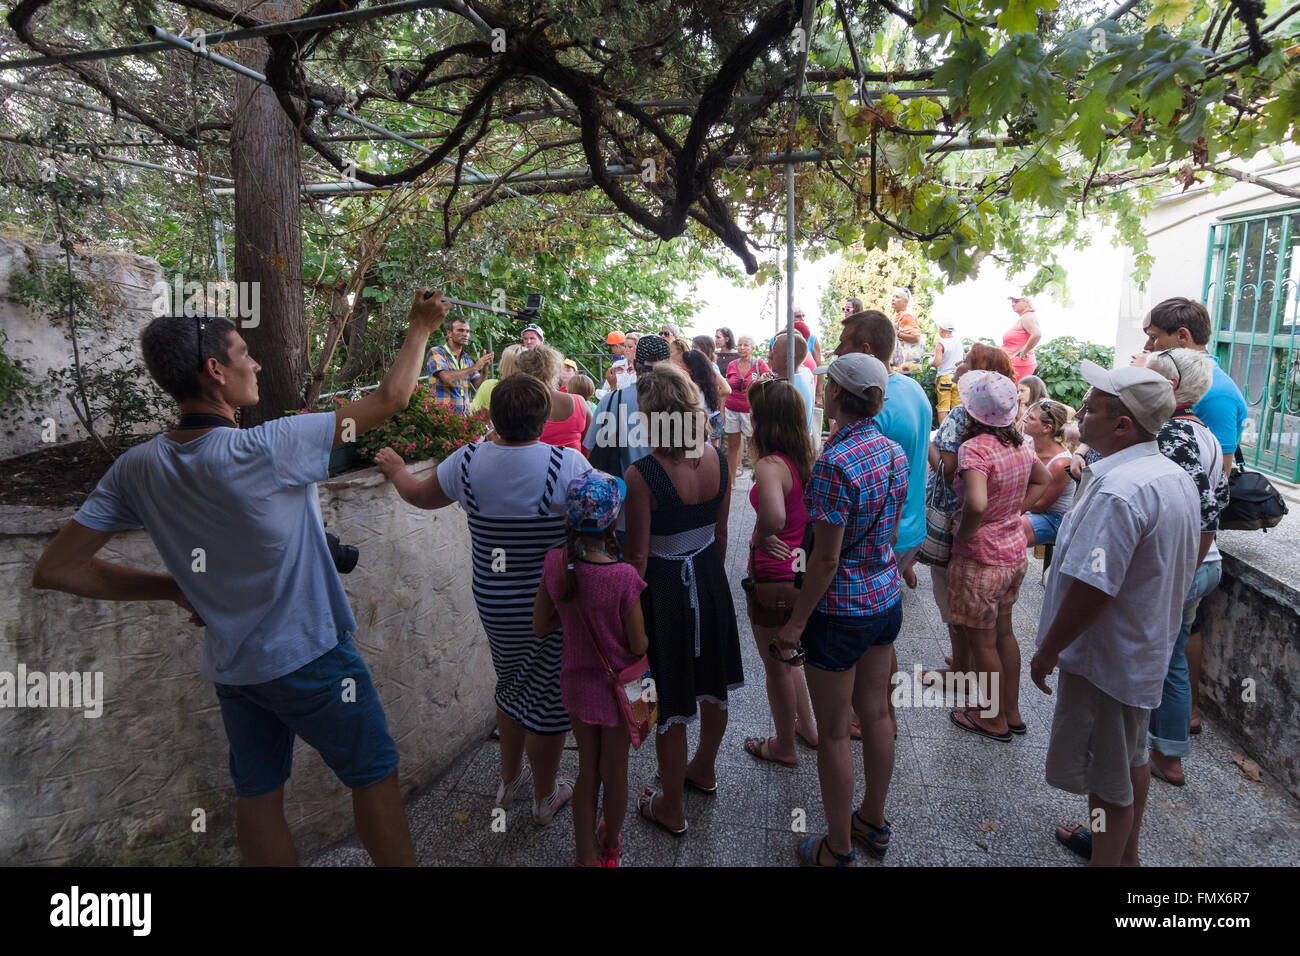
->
xmin=595 ymin=330 xmax=637 ymax=400
xmin=1031 ymin=360 xmax=1199 ymax=867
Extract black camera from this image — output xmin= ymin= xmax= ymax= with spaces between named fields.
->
xmin=325 ymin=532 xmax=359 ymax=574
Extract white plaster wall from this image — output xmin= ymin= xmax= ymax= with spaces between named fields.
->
xmin=1115 ymin=145 xmax=1300 ymax=363
xmin=0 ymin=237 xmax=164 ymax=459
xmin=0 ymin=459 xmax=495 ymax=864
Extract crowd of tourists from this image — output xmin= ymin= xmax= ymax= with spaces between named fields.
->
xmin=31 ymin=287 xmax=1250 ymax=869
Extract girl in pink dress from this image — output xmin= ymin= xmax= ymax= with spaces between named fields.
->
xmin=534 ymin=471 xmax=648 ymax=867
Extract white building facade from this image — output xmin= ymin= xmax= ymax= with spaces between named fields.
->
xmin=1117 ymin=145 xmax=1300 ymax=482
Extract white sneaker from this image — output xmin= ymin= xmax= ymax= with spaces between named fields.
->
xmin=531 ymin=777 xmax=574 ymax=826
xmin=495 ymin=761 xmax=532 ymax=809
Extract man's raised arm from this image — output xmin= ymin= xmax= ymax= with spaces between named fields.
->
xmin=333 ymin=289 xmax=449 ymax=447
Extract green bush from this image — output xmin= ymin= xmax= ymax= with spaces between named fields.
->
xmin=1034 ymin=337 xmax=1115 ymax=411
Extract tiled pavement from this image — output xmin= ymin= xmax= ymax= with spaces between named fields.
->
xmin=311 ymin=472 xmax=1300 ymax=867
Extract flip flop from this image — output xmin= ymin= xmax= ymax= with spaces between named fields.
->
xmin=1007 ymin=721 xmax=1027 ymax=735
xmin=638 ymin=788 xmax=688 ymax=837
xmin=1055 ymin=824 xmax=1092 ymax=860
xmin=744 ymin=736 xmax=798 ymax=767
xmin=654 ymin=769 xmax=718 ymax=794
xmin=1189 ymin=717 xmax=1202 ymax=735
xmin=949 ymin=707 xmax=1012 ymax=742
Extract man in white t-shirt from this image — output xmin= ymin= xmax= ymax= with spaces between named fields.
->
xmin=1031 ymin=361 xmax=1198 ymax=867
xmin=770 ymin=330 xmax=820 ymax=448
xmin=32 ymin=290 xmax=451 ymax=866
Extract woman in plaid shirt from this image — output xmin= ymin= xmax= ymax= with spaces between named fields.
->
xmin=776 ymin=353 xmax=908 ymax=867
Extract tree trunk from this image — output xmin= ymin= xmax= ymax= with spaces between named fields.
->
xmin=339 ymin=268 xmax=379 ymax=385
xmin=230 ymin=0 xmax=305 ymax=426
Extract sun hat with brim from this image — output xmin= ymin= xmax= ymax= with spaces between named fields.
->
xmin=958 ymin=370 xmax=1019 ymax=427
xmin=565 ymin=471 xmax=627 ymax=532
xmin=1079 ymin=359 xmax=1175 ymax=435
xmin=812 ymin=352 xmax=889 ymax=400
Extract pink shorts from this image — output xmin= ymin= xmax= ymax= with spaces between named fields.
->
xmin=947 ymin=554 xmax=1028 ymax=629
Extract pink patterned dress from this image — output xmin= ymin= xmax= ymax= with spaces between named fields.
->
xmin=541 ymin=550 xmax=647 ymax=726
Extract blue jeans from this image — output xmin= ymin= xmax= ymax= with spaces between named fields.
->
xmin=215 ymin=632 xmax=399 ymax=797
xmin=1148 ymin=561 xmax=1222 ymax=757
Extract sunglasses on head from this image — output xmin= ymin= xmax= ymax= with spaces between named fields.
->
xmin=659 ymin=330 xmax=672 ymax=337
xmin=194 ymin=314 xmax=217 ymax=373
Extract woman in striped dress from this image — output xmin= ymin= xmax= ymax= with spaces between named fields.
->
xmin=376 ymin=374 xmax=592 ymax=825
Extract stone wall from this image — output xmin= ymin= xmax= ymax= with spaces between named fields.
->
xmin=0 ymin=459 xmax=495 ymax=864
xmin=1199 ymin=546 xmax=1300 ymax=801
xmin=0 ymin=236 xmax=164 ymax=460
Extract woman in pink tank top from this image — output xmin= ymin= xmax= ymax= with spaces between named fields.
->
xmin=515 ymin=344 xmax=591 ymax=452
xmin=1002 ymin=296 xmax=1042 ymax=382
xmin=541 ymin=390 xmax=588 ymax=451
xmin=741 ymin=378 xmax=818 ymax=767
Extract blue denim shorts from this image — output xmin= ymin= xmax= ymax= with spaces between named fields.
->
xmin=802 ymin=601 xmax=903 ymax=672
xmin=1027 ymin=511 xmax=1064 ymax=545
xmin=214 ymin=633 xmax=399 ymax=798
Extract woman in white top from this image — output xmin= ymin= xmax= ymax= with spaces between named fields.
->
xmin=1019 ymin=399 xmax=1075 ymax=548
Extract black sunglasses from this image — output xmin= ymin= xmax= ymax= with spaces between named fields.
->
xmin=195 ymin=314 xmax=216 ymax=374
xmin=769 ymin=643 xmax=806 ymax=667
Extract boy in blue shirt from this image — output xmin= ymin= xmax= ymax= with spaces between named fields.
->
xmin=32 ymin=290 xmax=451 ymax=865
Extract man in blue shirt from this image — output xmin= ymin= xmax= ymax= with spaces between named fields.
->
xmin=1136 ymin=297 xmax=1247 ymax=477
xmin=835 ymin=310 xmax=932 ymax=585
xmin=1134 ymin=295 xmax=1248 ymax=744
xmin=583 ymin=335 xmax=669 ymax=533
xmin=32 ymin=290 xmax=452 ymax=865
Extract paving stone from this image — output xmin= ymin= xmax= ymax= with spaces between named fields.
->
xmin=306 ymin=480 xmax=1299 ymax=867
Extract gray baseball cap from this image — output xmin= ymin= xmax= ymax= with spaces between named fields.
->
xmin=813 ymin=352 xmax=890 ymax=400
xmin=1080 ymin=359 xmax=1175 ymax=435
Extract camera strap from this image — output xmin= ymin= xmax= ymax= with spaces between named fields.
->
xmin=177 ymin=413 xmax=236 ymax=430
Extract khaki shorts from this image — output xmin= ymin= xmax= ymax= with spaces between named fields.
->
xmin=935 ymin=374 xmax=957 ymax=413
xmin=724 ymin=407 xmax=753 ymax=437
xmin=947 ymin=554 xmax=1027 ymax=629
xmin=1045 ymin=670 xmax=1150 ymax=806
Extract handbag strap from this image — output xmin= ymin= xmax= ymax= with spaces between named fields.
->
xmin=568 ymin=565 xmax=625 ymax=680
xmin=843 ymin=447 xmax=897 ymax=557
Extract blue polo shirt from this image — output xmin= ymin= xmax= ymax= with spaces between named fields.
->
xmin=874 ymin=372 xmax=931 ymax=553
xmin=1193 ymin=356 xmax=1248 ymax=455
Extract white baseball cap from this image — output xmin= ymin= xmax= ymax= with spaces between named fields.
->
xmin=813 ymin=352 xmax=890 ymax=400
xmin=1080 ymin=359 xmax=1175 ymax=435
xmin=937 ymin=317 xmax=956 ymax=331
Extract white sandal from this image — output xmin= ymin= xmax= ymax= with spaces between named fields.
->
xmin=531 ymin=776 xmax=574 ymax=826
xmin=495 ymin=760 xmax=533 ymax=809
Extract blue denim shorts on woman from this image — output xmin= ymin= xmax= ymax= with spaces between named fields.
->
xmin=802 ymin=601 xmax=903 ymax=672
xmin=214 ymin=632 xmax=399 ymax=797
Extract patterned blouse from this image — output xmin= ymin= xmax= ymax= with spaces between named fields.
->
xmin=1156 ymin=415 xmax=1229 ymax=533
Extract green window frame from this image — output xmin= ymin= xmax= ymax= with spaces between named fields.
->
xmin=1202 ymin=206 xmax=1300 ymax=482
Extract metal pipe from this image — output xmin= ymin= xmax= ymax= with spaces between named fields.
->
xmin=0 ymin=0 xmax=446 ymax=71
xmin=211 ymin=140 xmax=1014 ymax=197
xmin=147 ymin=25 xmax=550 ymax=212
xmin=0 ymin=133 xmax=236 ymax=182
xmin=0 ymin=78 xmax=115 ymax=115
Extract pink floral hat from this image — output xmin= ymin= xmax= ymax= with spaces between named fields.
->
xmin=958 ymin=370 xmax=1018 ymax=427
